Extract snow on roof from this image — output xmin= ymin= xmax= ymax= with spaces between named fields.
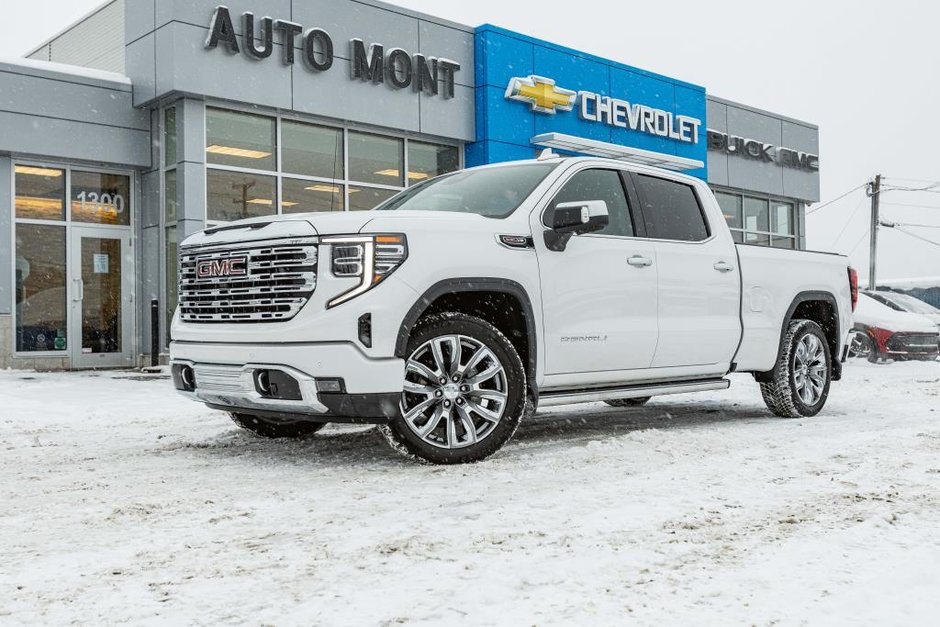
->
xmin=0 ymin=55 xmax=131 ymax=86
xmin=880 ymin=277 xmax=940 ymax=289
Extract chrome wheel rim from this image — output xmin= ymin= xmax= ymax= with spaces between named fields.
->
xmin=401 ymin=334 xmax=508 ymax=450
xmin=793 ymin=333 xmax=827 ymax=406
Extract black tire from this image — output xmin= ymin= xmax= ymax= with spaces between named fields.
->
xmin=229 ymin=413 xmax=327 ymax=439
xmin=605 ymin=397 xmax=652 ymax=407
xmin=848 ymin=331 xmax=874 ymax=360
xmin=380 ymin=312 xmax=527 ymax=464
xmin=759 ymin=319 xmax=832 ymax=418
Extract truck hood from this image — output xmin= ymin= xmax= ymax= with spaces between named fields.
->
xmin=855 ymin=294 xmax=938 ymax=334
xmin=181 ymin=210 xmax=512 ymax=247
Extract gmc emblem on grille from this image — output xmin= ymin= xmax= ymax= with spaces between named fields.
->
xmin=196 ymin=257 xmax=248 ymax=278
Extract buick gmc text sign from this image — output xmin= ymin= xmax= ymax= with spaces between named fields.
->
xmin=707 ymin=130 xmax=819 ymax=171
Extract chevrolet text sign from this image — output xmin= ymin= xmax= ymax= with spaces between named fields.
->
xmin=505 ymin=75 xmax=702 ymax=145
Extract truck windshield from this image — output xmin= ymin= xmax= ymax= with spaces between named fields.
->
xmin=376 ymin=163 xmax=558 ymax=218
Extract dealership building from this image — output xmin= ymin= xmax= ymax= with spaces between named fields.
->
xmin=0 ymin=0 xmax=821 ymax=370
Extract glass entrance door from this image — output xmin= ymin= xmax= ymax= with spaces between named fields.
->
xmin=69 ymin=228 xmax=134 ymax=368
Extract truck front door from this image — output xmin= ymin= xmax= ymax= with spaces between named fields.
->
xmin=534 ymin=167 xmax=658 ymax=388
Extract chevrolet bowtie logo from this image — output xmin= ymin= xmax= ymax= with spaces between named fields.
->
xmin=505 ymin=76 xmax=577 ymax=115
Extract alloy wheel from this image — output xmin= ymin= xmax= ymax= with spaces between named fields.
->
xmin=401 ymin=334 xmax=508 ymax=449
xmin=793 ymin=333 xmax=827 ymax=406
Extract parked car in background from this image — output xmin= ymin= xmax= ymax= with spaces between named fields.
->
xmin=849 ymin=293 xmax=939 ymax=362
xmin=865 ymin=290 xmax=940 ymax=330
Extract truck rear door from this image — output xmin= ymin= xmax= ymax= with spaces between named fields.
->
xmin=629 ymin=172 xmax=741 ymax=370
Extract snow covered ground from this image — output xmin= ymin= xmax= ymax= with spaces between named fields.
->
xmin=2 ymin=360 xmax=939 ymax=625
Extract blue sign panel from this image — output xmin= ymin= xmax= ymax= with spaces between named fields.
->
xmin=468 ymin=25 xmax=708 ymax=180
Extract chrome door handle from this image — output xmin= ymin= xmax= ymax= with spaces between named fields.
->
xmin=627 ymin=255 xmax=653 ymax=268
xmin=713 ymin=261 xmax=735 ymax=273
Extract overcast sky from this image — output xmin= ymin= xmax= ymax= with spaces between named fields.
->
xmin=3 ymin=0 xmax=939 ymax=283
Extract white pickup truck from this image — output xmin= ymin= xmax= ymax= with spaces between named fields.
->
xmin=171 ymin=156 xmax=857 ymax=464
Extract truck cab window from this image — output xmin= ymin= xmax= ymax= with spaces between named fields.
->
xmin=549 ymin=169 xmax=634 ymax=237
xmin=635 ymin=174 xmax=709 ymax=242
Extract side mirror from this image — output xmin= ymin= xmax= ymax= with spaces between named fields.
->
xmin=545 ymin=200 xmax=610 ymax=251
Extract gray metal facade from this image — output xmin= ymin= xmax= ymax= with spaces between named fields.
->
xmin=26 ymin=0 xmax=126 ymax=74
xmin=124 ymin=0 xmax=475 ymax=142
xmin=706 ymin=96 xmax=820 ymax=203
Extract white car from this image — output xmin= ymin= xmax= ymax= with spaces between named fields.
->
xmin=849 ymin=293 xmax=939 ymax=362
xmin=170 ymin=156 xmax=856 ymax=464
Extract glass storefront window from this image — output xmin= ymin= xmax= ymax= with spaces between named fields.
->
xmin=407 ymin=141 xmax=460 ymax=185
xmin=165 ymin=169 xmax=177 ymax=223
xmin=744 ymin=197 xmax=770 ymax=233
xmin=15 ymin=224 xmax=68 ymax=352
xmin=282 ymin=121 xmax=344 ymax=179
xmin=15 ymin=165 xmax=66 ymax=221
xmin=348 ymin=131 xmax=404 ymax=186
xmin=165 ymin=107 xmax=177 ymax=168
xmin=206 ymin=108 xmax=276 ymax=171
xmin=282 ymin=178 xmax=344 ymax=213
xmin=207 ymin=169 xmax=277 ymax=222
xmin=773 ymin=200 xmax=793 ymax=234
xmin=349 ymin=186 xmax=399 ymax=211
xmin=714 ymin=191 xmax=742 ymax=230
xmin=71 ymin=171 xmax=131 ymax=225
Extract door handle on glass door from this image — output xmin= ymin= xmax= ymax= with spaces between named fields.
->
xmin=627 ymin=255 xmax=653 ymax=268
xmin=714 ymin=261 xmax=735 ymax=273
xmin=73 ymin=279 xmax=84 ymax=302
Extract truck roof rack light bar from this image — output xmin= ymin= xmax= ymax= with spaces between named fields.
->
xmin=530 ymin=132 xmax=704 ymax=171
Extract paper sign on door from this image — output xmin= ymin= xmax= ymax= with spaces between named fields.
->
xmin=93 ymin=253 xmax=109 ymax=274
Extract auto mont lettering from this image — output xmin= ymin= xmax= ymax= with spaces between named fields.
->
xmin=505 ymin=75 xmax=702 ymax=144
xmin=205 ymin=6 xmax=461 ymax=99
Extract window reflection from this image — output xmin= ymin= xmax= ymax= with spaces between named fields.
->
xmin=282 ymin=178 xmax=344 ymax=213
xmin=348 ymin=186 xmax=399 ymax=211
xmin=207 ymin=170 xmax=277 ymax=222
xmin=407 ymin=141 xmax=459 ymax=185
xmin=15 ymin=165 xmax=65 ymax=220
xmin=15 ymin=224 xmax=67 ymax=352
xmin=349 ymin=131 xmax=404 ymax=186
xmin=282 ymin=121 xmax=344 ymax=179
xmin=206 ymin=108 xmax=277 ymax=171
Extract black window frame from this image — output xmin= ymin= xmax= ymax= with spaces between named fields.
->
xmin=540 ymin=167 xmax=645 ymax=239
xmin=626 ymin=172 xmax=712 ymax=243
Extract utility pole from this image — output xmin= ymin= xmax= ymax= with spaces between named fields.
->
xmin=867 ymin=174 xmax=882 ymax=290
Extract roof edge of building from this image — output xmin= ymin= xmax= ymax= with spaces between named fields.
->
xmin=707 ymin=94 xmax=818 ymax=130
xmin=0 ymin=55 xmax=131 ymax=88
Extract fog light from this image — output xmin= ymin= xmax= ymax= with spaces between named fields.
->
xmin=358 ymin=313 xmax=373 ymax=348
xmin=254 ymin=370 xmax=273 ymax=396
xmin=316 ymin=378 xmax=346 ymax=393
xmin=172 ymin=364 xmax=196 ymax=392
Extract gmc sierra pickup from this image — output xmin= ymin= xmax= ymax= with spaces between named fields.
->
xmin=171 ymin=155 xmax=857 ymax=464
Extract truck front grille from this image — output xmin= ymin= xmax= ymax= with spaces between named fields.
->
xmin=179 ymin=238 xmax=317 ymax=323
xmin=887 ymin=333 xmax=940 ymax=353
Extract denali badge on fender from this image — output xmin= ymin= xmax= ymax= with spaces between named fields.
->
xmin=196 ymin=257 xmax=248 ymax=279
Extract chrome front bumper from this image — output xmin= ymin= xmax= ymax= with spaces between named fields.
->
xmin=173 ymin=361 xmax=330 ymax=415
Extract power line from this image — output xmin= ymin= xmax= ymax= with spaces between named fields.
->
xmin=829 ymin=195 xmax=867 ymax=247
xmin=881 ymin=201 xmax=940 ymax=210
xmin=845 ymin=227 xmax=871 ymax=256
xmin=882 ymin=220 xmax=940 ymax=230
xmin=805 ymin=183 xmax=868 ymax=216
xmin=892 ymin=227 xmax=940 ymax=249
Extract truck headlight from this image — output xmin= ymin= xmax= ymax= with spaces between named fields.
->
xmin=322 ymin=234 xmax=408 ymax=308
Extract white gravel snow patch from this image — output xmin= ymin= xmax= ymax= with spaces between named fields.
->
xmin=1 ymin=361 xmax=938 ymax=624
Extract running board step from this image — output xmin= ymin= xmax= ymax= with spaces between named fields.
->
xmin=538 ymin=378 xmax=731 ymax=407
